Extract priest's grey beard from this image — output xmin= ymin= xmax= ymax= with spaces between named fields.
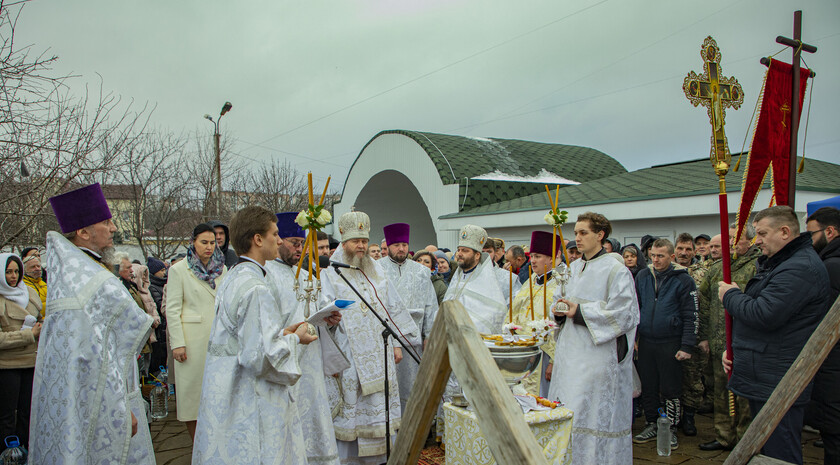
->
xmin=100 ymin=246 xmax=116 ymax=267
xmin=346 ymin=252 xmax=379 ymax=280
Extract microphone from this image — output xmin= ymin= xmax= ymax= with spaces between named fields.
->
xmin=329 ymin=260 xmax=359 ymax=270
xmin=318 ymin=256 xmax=331 ymax=269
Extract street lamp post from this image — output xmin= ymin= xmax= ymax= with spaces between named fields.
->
xmin=204 ymin=101 xmax=232 ymax=219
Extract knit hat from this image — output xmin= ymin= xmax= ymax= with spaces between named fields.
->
xmin=433 ymin=250 xmax=448 ymax=261
xmin=458 ymin=224 xmax=487 ymax=252
xmin=147 ymin=257 xmax=166 ymax=275
xmin=49 ymin=183 xmax=112 ymax=233
xmin=338 ymin=211 xmax=371 ymax=242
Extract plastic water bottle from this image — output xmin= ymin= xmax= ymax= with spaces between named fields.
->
xmin=0 ymin=436 xmax=27 ymax=465
xmin=150 ymin=382 xmax=168 ymax=420
xmin=656 ymin=408 xmax=672 ymax=457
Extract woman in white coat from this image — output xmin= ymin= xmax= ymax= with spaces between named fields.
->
xmin=166 ymin=223 xmax=226 ymax=440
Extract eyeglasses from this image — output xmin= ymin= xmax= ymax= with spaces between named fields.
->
xmin=808 ymin=228 xmax=826 ymax=237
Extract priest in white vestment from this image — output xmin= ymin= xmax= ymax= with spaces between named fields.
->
xmin=192 ymin=206 xmax=318 ymax=465
xmin=378 ymin=223 xmax=438 ymax=414
xmin=319 ymin=211 xmax=419 ymax=465
xmin=506 ymin=231 xmax=562 ymax=397
xmin=265 ymin=212 xmax=341 ymax=465
xmin=438 ymin=224 xmax=507 ymax=440
xmin=30 ymin=183 xmax=155 ymax=464
xmin=549 ymin=212 xmax=640 ymax=465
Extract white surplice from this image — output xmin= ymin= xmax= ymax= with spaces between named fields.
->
xmin=266 ymin=259 xmax=340 ymax=465
xmin=319 ymin=248 xmax=419 ymax=464
xmin=548 ymin=252 xmax=639 ymax=465
xmin=443 ymin=252 xmax=507 ymax=334
xmin=378 ymin=257 xmax=438 ymax=414
xmin=29 ymin=232 xmax=155 ymax=465
xmin=192 ymin=259 xmax=306 ymax=465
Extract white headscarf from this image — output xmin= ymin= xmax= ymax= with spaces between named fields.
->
xmin=0 ymin=253 xmax=31 ymax=310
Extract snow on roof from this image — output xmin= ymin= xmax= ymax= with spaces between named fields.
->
xmin=471 ymin=169 xmax=580 ymax=185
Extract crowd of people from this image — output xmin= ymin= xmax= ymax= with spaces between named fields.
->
xmin=0 ymin=181 xmax=837 ymax=465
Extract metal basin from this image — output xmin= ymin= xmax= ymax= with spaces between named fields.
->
xmin=486 ymin=341 xmax=543 ymax=386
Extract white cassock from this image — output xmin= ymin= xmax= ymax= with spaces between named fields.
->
xmin=548 ymin=252 xmax=639 ymax=465
xmin=320 ymin=248 xmax=419 ymax=465
xmin=192 ymin=258 xmax=306 ymax=465
xmin=378 ymin=257 xmax=438 ymax=414
xmin=29 ymin=232 xmax=155 ymax=465
xmin=266 ymin=259 xmax=341 ymax=465
xmin=495 ymin=266 xmax=522 ymax=307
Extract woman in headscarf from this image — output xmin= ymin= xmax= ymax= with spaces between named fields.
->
xmin=131 ymin=262 xmax=162 ymax=344
xmin=166 ymin=223 xmax=227 ymax=440
xmin=0 ymin=253 xmax=42 ymax=452
xmin=620 ymin=244 xmax=647 ymax=278
xmin=414 ymin=250 xmax=447 ymax=304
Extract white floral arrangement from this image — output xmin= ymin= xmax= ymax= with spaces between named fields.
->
xmin=543 ymin=209 xmax=569 ymax=227
xmin=295 ymin=204 xmax=332 ymax=230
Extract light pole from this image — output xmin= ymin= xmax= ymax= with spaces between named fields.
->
xmin=204 ymin=101 xmax=232 ymax=219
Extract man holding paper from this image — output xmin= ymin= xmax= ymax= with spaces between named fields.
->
xmin=319 ymin=211 xmax=419 ymax=464
xmin=265 ymin=212 xmax=341 ymax=465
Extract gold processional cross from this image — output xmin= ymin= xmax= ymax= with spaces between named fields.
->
xmin=683 ymin=36 xmax=744 ymax=177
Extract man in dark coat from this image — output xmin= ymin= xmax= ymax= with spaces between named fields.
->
xmin=805 ymin=206 xmax=840 ymax=465
xmin=720 ymin=206 xmax=831 ymax=465
xmin=207 ymin=219 xmax=238 ymax=268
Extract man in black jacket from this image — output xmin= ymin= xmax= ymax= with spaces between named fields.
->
xmin=207 ymin=219 xmax=238 ymax=268
xmin=720 ymin=206 xmax=831 ymax=465
xmin=805 ymin=206 xmax=840 ymax=465
xmin=632 ymin=238 xmax=698 ymax=450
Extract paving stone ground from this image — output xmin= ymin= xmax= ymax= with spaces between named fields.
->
xmin=150 ymin=399 xmax=825 ymax=464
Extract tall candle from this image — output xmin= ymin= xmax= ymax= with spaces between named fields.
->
xmin=528 ymin=264 xmax=534 ymax=321
xmin=509 ymin=266 xmax=513 ymax=324
xmin=543 ymin=270 xmax=548 ymax=320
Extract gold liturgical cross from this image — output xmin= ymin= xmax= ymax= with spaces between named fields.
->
xmin=683 ymin=36 xmax=744 ymax=177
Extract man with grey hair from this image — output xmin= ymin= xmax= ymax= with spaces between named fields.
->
xmin=697 ymin=222 xmax=759 ymax=451
xmin=719 ymin=206 xmax=831 ymax=463
xmin=504 ymin=244 xmax=530 ymax=284
xmin=318 ymin=211 xmax=418 ymax=464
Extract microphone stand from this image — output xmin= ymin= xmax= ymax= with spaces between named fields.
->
xmin=332 ymin=266 xmax=421 ymax=460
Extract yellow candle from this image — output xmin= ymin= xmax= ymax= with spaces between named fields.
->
xmin=528 ymin=264 xmax=534 ymax=321
xmin=543 ymin=270 xmax=547 ymax=320
xmin=508 ymin=266 xmax=513 ymax=324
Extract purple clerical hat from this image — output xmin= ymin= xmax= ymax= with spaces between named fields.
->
xmin=383 ymin=223 xmax=410 ymax=246
xmin=276 ymin=212 xmax=305 ymax=239
xmin=49 ymin=183 xmax=112 ymax=233
xmin=530 ymin=231 xmax=562 ymax=257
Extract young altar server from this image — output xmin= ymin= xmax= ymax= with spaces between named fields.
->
xmin=192 ymin=206 xmax=318 ymax=464
xmin=29 ymin=183 xmax=155 ymax=464
xmin=549 ymin=212 xmax=640 ymax=465
xmin=265 ymin=212 xmax=342 ymax=465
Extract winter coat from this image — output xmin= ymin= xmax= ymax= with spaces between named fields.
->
xmin=697 ymin=246 xmax=761 ymax=355
xmin=207 ymin=219 xmax=239 ymax=268
xmin=635 ymin=263 xmax=698 ymax=352
xmin=723 ymin=233 xmax=831 ymax=404
xmin=430 ymin=273 xmax=447 ymax=305
xmin=806 ymin=236 xmax=840 ymax=430
xmin=0 ymin=289 xmax=41 ymax=368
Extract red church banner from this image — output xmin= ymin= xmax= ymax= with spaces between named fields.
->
xmin=735 ymin=59 xmax=811 ymax=243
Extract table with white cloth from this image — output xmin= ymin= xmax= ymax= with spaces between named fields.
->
xmin=443 ymin=401 xmax=574 ymax=465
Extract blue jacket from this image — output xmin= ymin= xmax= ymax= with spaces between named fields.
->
xmin=635 ymin=263 xmax=698 ymax=352
xmin=723 ymin=233 xmax=831 ymax=404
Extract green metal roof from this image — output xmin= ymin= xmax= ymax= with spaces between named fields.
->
xmin=347 ymin=130 xmax=627 ymax=211
xmin=441 ymin=156 xmax=840 ymax=218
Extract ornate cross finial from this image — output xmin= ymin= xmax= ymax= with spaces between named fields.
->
xmin=683 ymin=36 xmax=744 ymax=177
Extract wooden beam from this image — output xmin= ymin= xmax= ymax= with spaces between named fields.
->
xmin=724 ymin=295 xmax=840 ymax=465
xmin=387 ymin=301 xmax=452 ymax=465
xmin=444 ymin=301 xmax=549 ymax=465
xmin=747 ymin=454 xmax=794 ymax=465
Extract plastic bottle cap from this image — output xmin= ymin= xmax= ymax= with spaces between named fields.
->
xmin=4 ymin=435 xmax=20 ymax=447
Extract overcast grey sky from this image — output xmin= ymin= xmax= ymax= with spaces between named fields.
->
xmin=19 ymin=0 xmax=840 ymax=191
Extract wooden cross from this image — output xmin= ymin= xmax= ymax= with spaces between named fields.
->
xmin=683 ymin=36 xmax=744 ymax=176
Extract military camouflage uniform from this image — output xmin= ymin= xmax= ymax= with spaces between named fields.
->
xmin=697 ymin=247 xmax=761 ymax=447
xmin=682 ymin=259 xmax=714 ymax=412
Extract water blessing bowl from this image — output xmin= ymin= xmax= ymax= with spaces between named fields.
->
xmin=485 ymin=339 xmax=544 ymax=387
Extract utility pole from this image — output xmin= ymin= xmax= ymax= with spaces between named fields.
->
xmin=204 ymin=101 xmax=233 ymax=219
